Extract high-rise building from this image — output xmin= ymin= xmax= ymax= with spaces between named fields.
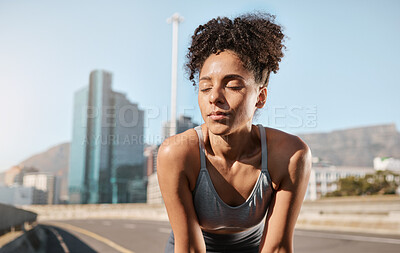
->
xmin=68 ymin=86 xmax=88 ymax=204
xmin=69 ymin=70 xmax=145 ymax=204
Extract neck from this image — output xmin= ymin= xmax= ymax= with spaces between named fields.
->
xmin=206 ymin=123 xmax=258 ymax=162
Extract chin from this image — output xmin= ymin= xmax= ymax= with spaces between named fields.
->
xmin=205 ymin=120 xmax=233 ymax=136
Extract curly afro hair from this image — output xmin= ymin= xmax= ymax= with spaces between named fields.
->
xmin=186 ymin=12 xmax=285 ymax=87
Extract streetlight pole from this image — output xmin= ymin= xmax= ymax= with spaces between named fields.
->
xmin=167 ymin=13 xmax=184 ymax=137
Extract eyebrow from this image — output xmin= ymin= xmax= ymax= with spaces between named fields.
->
xmin=199 ymin=74 xmax=245 ymax=81
xmin=224 ymin=74 xmax=245 ymax=81
xmin=199 ymin=76 xmax=211 ymax=81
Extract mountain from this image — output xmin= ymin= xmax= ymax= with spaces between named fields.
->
xmin=298 ymin=123 xmax=400 ymax=167
xmin=19 ymin=143 xmax=69 ymax=173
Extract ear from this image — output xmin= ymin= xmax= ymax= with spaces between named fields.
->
xmin=256 ymin=86 xmax=267 ymax=109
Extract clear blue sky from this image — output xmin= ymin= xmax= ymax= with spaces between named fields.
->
xmin=1 ymin=0 xmax=399 ymax=172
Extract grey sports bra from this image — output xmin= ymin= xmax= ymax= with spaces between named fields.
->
xmin=192 ymin=124 xmax=274 ymax=232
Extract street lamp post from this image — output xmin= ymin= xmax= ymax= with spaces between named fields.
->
xmin=167 ymin=13 xmax=184 ymax=137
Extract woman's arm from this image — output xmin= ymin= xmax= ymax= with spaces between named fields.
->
xmin=258 ymin=136 xmax=312 ymax=253
xmin=157 ymin=133 xmax=206 ymax=253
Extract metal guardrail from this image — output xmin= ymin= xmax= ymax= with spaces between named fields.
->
xmin=0 ymin=203 xmax=37 ymax=235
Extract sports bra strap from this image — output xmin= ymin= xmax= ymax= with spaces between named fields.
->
xmin=194 ymin=126 xmax=207 ymax=169
xmin=257 ymin=124 xmax=268 ymax=172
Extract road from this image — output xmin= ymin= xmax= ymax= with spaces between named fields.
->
xmin=40 ymin=219 xmax=400 ymax=253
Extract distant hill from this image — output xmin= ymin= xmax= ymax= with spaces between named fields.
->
xmin=298 ymin=123 xmax=400 ymax=167
xmin=19 ymin=142 xmax=70 ymax=200
xmin=19 ymin=143 xmax=69 ymax=173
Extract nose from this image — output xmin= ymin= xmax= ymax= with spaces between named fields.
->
xmin=209 ymin=87 xmax=225 ymax=105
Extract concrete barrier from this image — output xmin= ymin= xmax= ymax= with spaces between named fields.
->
xmin=0 ymin=204 xmax=41 ymax=253
xmin=21 ymin=196 xmax=400 ymax=236
xmin=0 ymin=203 xmax=37 ymax=236
xmin=296 ymin=196 xmax=400 ymax=235
xmin=22 ymin=203 xmax=169 ymax=222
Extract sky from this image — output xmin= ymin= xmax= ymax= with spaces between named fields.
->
xmin=0 ymin=0 xmax=399 ymax=172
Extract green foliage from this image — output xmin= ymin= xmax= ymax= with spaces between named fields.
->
xmin=326 ymin=170 xmax=400 ymax=197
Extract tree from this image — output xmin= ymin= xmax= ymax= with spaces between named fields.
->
xmin=326 ymin=170 xmax=400 ymax=197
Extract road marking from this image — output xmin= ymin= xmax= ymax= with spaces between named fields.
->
xmin=158 ymin=228 xmax=172 ymax=234
xmin=295 ymin=230 xmax=400 ymax=244
xmin=123 ymin=224 xmax=136 ymax=229
xmin=48 ymin=227 xmax=70 ymax=253
xmin=45 ymin=222 xmax=135 ymax=253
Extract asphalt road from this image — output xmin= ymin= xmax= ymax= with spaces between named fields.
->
xmin=40 ymin=219 xmax=400 ymax=253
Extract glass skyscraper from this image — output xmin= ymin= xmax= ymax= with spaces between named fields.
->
xmin=69 ymin=70 xmax=145 ymax=204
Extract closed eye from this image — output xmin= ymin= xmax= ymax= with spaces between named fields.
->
xmin=200 ymin=88 xmax=211 ymax=92
xmin=227 ymin=86 xmax=243 ymax=90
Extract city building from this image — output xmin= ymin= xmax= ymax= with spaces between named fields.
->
xmin=2 ymin=165 xmax=38 ymax=186
xmin=0 ymin=172 xmax=4 ymax=186
xmin=305 ymin=158 xmax=375 ymax=200
xmin=0 ymin=185 xmax=33 ymax=206
xmin=145 ymin=145 xmax=163 ymax=204
xmin=374 ymin=157 xmax=400 ymax=172
xmin=147 ymin=172 xmax=162 ymax=204
xmin=2 ymin=166 xmax=21 ymax=186
xmin=23 ymin=173 xmax=58 ymax=205
xmin=144 ymin=145 xmax=157 ymax=177
xmin=147 ymin=115 xmax=198 ymax=204
xmin=69 ymin=70 xmax=145 ymax=204
xmin=162 ymin=115 xmax=198 ymax=140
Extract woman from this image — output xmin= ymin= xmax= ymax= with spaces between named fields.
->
xmin=157 ymin=12 xmax=311 ymax=253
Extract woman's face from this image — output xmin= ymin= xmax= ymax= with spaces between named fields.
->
xmin=198 ymin=50 xmax=266 ymax=135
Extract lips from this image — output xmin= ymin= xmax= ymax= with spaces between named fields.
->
xmin=208 ymin=111 xmax=230 ymax=120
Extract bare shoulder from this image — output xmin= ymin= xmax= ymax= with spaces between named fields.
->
xmin=264 ymin=127 xmax=312 ymax=188
xmin=157 ymin=128 xmax=200 ymax=177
